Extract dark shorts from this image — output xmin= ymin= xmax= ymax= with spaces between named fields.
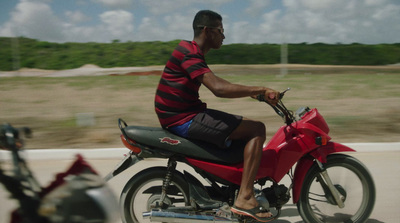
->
xmin=187 ymin=109 xmax=242 ymax=148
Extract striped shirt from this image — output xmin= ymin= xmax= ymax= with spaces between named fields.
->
xmin=155 ymin=40 xmax=211 ymax=128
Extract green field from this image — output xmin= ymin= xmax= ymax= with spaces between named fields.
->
xmin=1 ymin=65 xmax=399 ymax=149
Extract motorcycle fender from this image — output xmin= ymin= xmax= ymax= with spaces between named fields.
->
xmin=292 ymin=142 xmax=355 ymax=203
xmin=183 ymin=171 xmax=215 ymax=203
xmin=104 ymin=153 xmax=142 ymax=182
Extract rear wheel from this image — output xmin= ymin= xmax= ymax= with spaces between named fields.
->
xmin=297 ymin=154 xmax=375 ymax=223
xmin=120 ymin=167 xmax=190 ymax=223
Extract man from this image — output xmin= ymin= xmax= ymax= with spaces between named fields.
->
xmin=154 ymin=10 xmax=279 ymax=222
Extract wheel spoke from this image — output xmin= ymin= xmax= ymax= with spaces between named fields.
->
xmin=119 ymin=167 xmax=189 ymax=223
xmin=297 ymin=154 xmax=375 ymax=223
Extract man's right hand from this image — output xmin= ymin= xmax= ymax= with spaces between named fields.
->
xmin=264 ymin=88 xmax=280 ymax=106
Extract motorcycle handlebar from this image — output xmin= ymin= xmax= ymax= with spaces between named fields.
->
xmin=255 ymin=87 xmax=290 ymax=103
xmin=0 ymin=124 xmax=32 ymax=150
xmin=255 ymin=87 xmax=294 ymax=125
xmin=280 ymin=87 xmax=291 ymax=99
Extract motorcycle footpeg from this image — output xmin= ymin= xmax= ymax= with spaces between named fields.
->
xmin=215 ymin=203 xmax=233 ymax=219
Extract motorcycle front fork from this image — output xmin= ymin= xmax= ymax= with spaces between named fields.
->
xmin=315 ymin=159 xmax=345 ymax=208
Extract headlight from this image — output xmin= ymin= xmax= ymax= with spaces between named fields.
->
xmin=295 ymin=107 xmax=310 ymax=120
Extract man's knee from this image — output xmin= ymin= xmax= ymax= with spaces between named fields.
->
xmin=252 ymin=121 xmax=266 ymax=138
xmin=243 ymin=120 xmax=266 ymax=139
xmin=230 ymin=119 xmax=266 ymax=140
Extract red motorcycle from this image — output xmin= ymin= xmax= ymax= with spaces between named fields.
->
xmin=0 ymin=124 xmax=119 ymax=223
xmin=105 ymin=88 xmax=375 ymax=223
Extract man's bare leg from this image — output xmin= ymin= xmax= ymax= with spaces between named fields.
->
xmin=229 ymin=118 xmax=272 ymax=218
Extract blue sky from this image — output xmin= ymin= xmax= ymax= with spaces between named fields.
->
xmin=1 ymin=0 xmax=399 ymax=44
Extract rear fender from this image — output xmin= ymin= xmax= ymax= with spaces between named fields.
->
xmin=104 ymin=153 xmax=142 ymax=182
xmin=292 ymin=142 xmax=355 ymax=203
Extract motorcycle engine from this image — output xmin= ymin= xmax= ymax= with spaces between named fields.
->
xmin=262 ymin=184 xmax=290 ymax=208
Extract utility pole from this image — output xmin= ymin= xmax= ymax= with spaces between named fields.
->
xmin=11 ymin=37 xmax=21 ymax=75
xmin=280 ymin=42 xmax=288 ymax=77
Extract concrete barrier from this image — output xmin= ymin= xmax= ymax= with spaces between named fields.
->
xmin=1 ymin=143 xmax=399 ymax=161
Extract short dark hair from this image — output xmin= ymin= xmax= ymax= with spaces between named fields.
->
xmin=193 ymin=10 xmax=222 ymax=37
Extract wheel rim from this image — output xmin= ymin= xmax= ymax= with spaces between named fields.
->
xmin=128 ymin=178 xmax=189 ymax=223
xmin=304 ymin=163 xmax=371 ymax=222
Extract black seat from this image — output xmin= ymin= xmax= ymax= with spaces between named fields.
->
xmin=124 ymin=125 xmax=245 ymax=164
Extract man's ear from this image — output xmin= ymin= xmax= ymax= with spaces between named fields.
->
xmin=203 ymin=26 xmax=210 ymax=35
xmin=204 ymin=27 xmax=213 ymax=39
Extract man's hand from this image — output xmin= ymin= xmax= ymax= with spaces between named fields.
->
xmin=253 ymin=88 xmax=279 ymax=106
xmin=265 ymin=88 xmax=280 ymax=106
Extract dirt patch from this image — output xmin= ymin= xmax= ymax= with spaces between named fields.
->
xmin=110 ymin=70 xmax=162 ymax=76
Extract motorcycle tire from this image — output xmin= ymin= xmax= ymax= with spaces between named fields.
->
xmin=297 ymin=154 xmax=375 ymax=223
xmin=120 ymin=166 xmax=190 ymax=223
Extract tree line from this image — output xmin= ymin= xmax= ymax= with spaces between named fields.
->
xmin=1 ymin=37 xmax=399 ymax=71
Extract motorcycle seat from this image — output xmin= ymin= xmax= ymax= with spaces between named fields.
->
xmin=123 ymin=125 xmax=245 ymax=164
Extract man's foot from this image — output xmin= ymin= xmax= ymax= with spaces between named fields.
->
xmin=231 ymin=205 xmax=273 ymax=222
xmin=233 ymin=196 xmax=272 ymax=218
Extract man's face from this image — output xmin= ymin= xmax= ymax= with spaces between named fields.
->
xmin=208 ymin=20 xmax=225 ymax=49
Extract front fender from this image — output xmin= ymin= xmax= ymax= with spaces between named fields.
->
xmin=292 ymin=142 xmax=355 ymax=203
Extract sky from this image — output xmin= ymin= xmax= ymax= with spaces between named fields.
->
xmin=0 ymin=0 xmax=399 ymax=45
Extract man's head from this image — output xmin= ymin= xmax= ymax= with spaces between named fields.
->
xmin=193 ymin=10 xmax=223 ymax=37
xmin=192 ymin=10 xmax=225 ymax=50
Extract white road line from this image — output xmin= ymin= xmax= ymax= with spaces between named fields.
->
xmin=1 ymin=143 xmax=399 ymax=161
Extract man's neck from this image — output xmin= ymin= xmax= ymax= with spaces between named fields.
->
xmin=193 ymin=37 xmax=211 ymax=55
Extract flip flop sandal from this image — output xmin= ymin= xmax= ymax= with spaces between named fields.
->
xmin=231 ymin=205 xmax=274 ymax=222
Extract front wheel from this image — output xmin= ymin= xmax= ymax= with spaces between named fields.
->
xmin=120 ymin=167 xmax=190 ymax=223
xmin=297 ymin=154 xmax=375 ymax=223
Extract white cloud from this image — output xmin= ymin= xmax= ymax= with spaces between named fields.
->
xmin=134 ymin=14 xmax=192 ymax=42
xmin=0 ymin=1 xmax=65 ymax=41
xmin=65 ymin=10 xmax=91 ymax=24
xmin=139 ymin=0 xmax=192 ymax=15
xmin=365 ymin=0 xmax=386 ymax=6
xmin=136 ymin=17 xmax=164 ymax=41
xmin=163 ymin=14 xmax=193 ymax=39
xmin=61 ymin=24 xmax=98 ymax=42
xmin=245 ymin=0 xmax=272 ymax=16
xmin=299 ymin=0 xmax=340 ymax=11
xmin=96 ymin=10 xmax=134 ymax=41
xmin=92 ymin=0 xmax=134 ymax=8
xmin=230 ymin=21 xmax=250 ymax=43
xmin=139 ymin=0 xmax=232 ymax=15
xmin=0 ymin=0 xmax=398 ymax=44
xmin=250 ymin=0 xmax=400 ymax=44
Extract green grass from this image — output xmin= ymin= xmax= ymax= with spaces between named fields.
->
xmin=62 ymin=75 xmax=159 ymax=90
xmin=0 ymin=75 xmax=160 ymax=89
xmin=2 ymin=73 xmax=399 ymax=101
xmin=2 ymin=73 xmax=399 ymax=102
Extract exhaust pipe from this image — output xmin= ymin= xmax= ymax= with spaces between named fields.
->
xmin=143 ymin=210 xmax=239 ymax=223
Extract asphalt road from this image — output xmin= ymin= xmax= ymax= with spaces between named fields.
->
xmin=1 ymin=151 xmax=399 ymax=223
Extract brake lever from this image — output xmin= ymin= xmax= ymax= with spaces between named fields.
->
xmin=279 ymin=87 xmax=291 ymax=99
xmin=255 ymin=88 xmax=291 ymax=120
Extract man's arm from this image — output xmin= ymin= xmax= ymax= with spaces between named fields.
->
xmin=197 ymin=72 xmax=276 ymax=100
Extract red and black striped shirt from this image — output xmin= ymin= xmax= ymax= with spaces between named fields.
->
xmin=155 ymin=40 xmax=211 ymax=128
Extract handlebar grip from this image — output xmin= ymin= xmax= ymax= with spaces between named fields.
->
xmin=256 ymin=94 xmax=266 ymax=102
xmin=279 ymin=92 xmax=284 ymax=100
